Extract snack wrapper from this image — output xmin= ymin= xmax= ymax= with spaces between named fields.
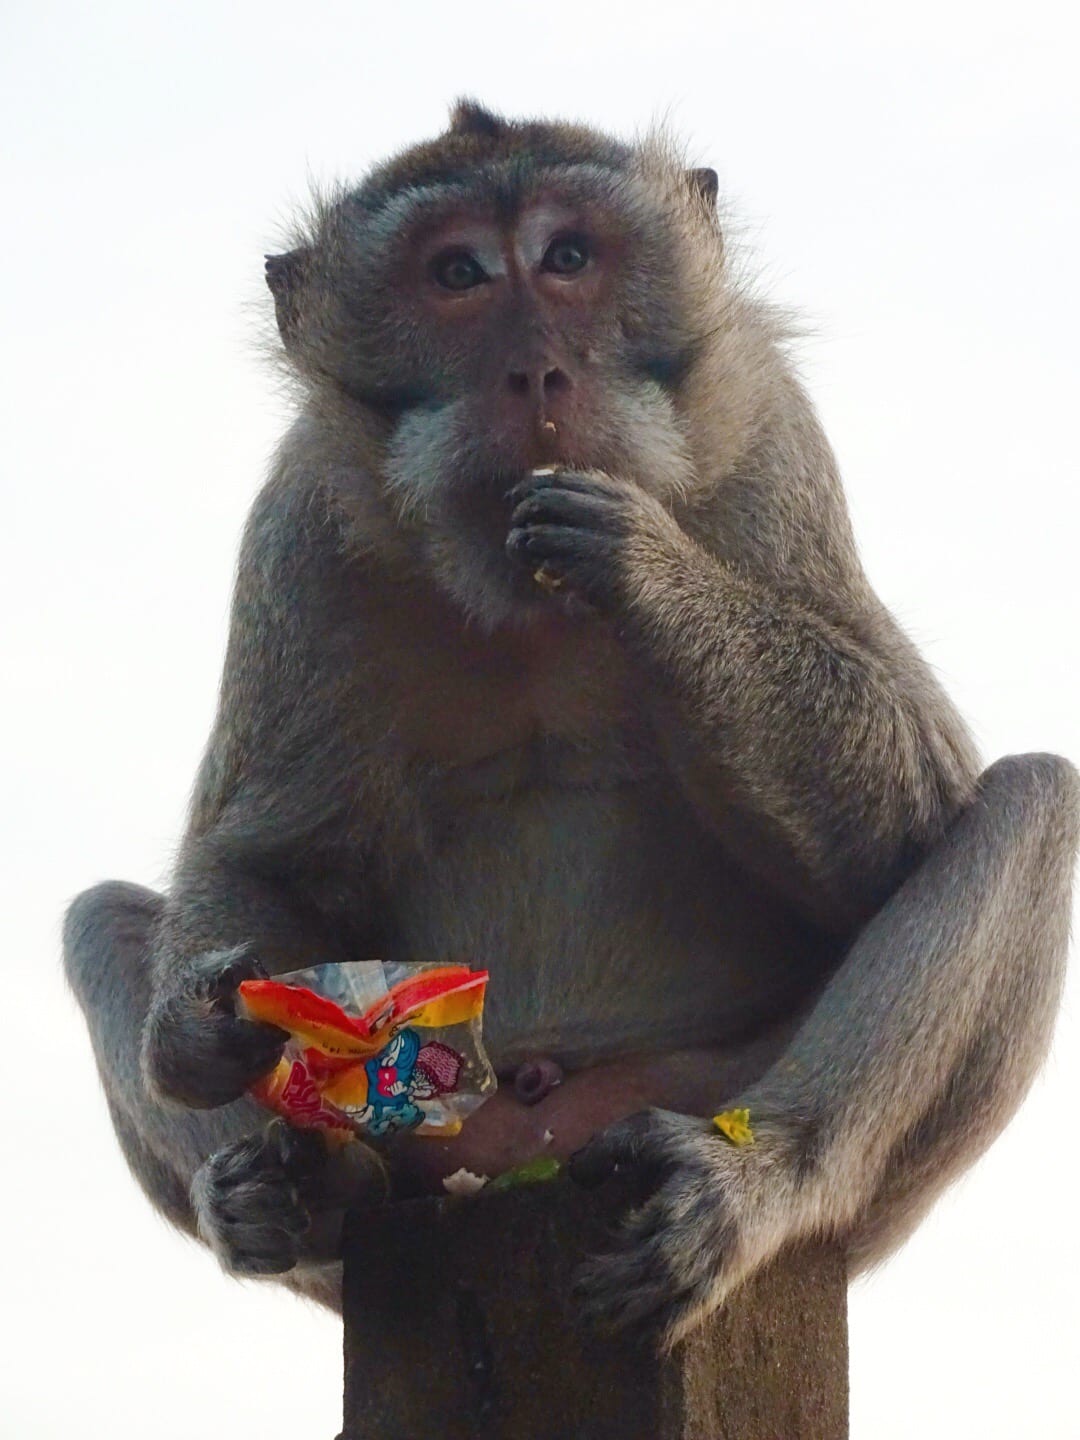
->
xmin=238 ymin=962 xmax=495 ymax=1144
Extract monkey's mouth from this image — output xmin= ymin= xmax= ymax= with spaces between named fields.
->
xmin=383 ymin=1046 xmax=754 ymax=1196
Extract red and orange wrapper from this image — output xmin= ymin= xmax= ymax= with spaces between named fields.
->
xmin=238 ymin=961 xmax=495 ymax=1144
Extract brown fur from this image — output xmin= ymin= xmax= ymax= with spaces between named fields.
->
xmin=64 ymin=102 xmax=1077 ymax=1345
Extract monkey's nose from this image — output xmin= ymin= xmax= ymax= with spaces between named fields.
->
xmin=506 ymin=366 xmax=571 ymax=404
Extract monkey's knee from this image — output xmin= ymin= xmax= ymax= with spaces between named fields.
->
xmin=63 ymin=879 xmax=164 ymax=1016
xmin=936 ymin=753 xmax=1080 ymax=967
xmin=973 ymin=752 xmax=1080 ymax=849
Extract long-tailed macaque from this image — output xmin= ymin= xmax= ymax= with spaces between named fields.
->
xmin=64 ymin=100 xmax=1078 ymax=1343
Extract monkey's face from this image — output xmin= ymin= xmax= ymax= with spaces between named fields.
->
xmin=270 ymin=145 xmax=718 ymax=624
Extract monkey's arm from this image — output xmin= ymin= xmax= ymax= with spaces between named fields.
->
xmin=65 ymin=880 xmax=386 ymax=1294
xmin=621 ymin=540 xmax=976 ymax=927
xmin=66 ymin=473 xmax=393 ymax=1285
xmin=508 ymin=469 xmax=978 ymax=930
xmin=141 ymin=470 xmax=389 ymax=1107
xmin=84 ymin=744 xmax=390 ymax=1277
xmin=510 ymin=478 xmax=1076 ymax=1347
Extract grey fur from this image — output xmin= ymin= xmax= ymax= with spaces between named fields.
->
xmin=64 ymin=103 xmax=1078 ymax=1343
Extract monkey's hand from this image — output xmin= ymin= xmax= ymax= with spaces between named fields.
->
xmin=142 ymin=950 xmax=288 ymax=1109
xmin=569 ymin=1107 xmax=810 ymax=1348
xmin=192 ymin=1118 xmax=388 ymax=1276
xmin=506 ymin=469 xmax=687 ymax=609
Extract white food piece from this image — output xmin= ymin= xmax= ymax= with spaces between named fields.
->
xmin=530 ymin=466 xmax=557 ymax=476
xmin=543 ymin=1129 xmax=555 ymax=1145
xmin=442 ymin=1167 xmax=490 ymax=1196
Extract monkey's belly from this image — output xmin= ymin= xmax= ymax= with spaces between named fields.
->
xmin=384 ymin=1044 xmax=781 ymax=1195
xmin=380 ymin=783 xmax=827 ymax=1191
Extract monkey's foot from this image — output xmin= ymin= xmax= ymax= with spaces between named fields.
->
xmin=567 ymin=1106 xmax=808 ymax=1346
xmin=191 ymin=1119 xmax=330 ymax=1276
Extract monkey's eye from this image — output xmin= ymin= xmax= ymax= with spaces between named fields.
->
xmin=431 ymin=250 xmax=487 ymax=291
xmin=541 ymin=235 xmax=590 ymax=276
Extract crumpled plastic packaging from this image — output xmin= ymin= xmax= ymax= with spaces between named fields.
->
xmin=238 ymin=962 xmax=495 ymax=1144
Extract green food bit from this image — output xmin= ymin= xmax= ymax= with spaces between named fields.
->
xmin=489 ymin=1155 xmax=564 ymax=1191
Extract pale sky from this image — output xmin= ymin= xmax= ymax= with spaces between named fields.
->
xmin=3 ymin=3 xmax=1078 ymax=1436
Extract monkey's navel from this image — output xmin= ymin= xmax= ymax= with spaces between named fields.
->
xmin=513 ymin=1058 xmax=564 ymax=1104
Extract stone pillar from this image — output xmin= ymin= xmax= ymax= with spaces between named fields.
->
xmin=340 ymin=1179 xmax=847 ymax=1439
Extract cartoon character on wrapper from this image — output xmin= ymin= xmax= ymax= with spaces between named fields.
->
xmin=357 ymin=1030 xmax=464 ymax=1136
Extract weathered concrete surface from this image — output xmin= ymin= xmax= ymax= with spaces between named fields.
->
xmin=340 ymin=1179 xmax=848 ymax=1439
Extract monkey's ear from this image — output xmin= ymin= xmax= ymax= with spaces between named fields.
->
xmin=688 ymin=167 xmax=719 ymax=208
xmin=449 ymin=98 xmax=506 ymax=140
xmin=265 ymin=248 xmax=311 ymax=347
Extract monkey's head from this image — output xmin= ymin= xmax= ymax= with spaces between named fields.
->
xmin=267 ymin=101 xmax=750 ymax=625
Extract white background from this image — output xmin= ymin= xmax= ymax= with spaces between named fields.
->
xmin=3 ymin=3 xmax=1078 ymax=1436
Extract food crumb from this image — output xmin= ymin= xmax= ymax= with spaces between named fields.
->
xmin=442 ymin=1167 xmax=490 ymax=1196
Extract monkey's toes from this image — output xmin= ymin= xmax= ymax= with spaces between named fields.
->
xmin=572 ymin=1179 xmax=738 ymax=1345
xmin=193 ymin=1127 xmax=315 ymax=1277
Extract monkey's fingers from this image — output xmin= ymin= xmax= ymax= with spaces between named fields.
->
xmin=570 ymin=1203 xmax=731 ymax=1336
xmin=510 ymin=485 xmax=617 ymax=531
xmin=573 ymin=1224 xmax=674 ymax=1333
xmin=573 ymin=1175 xmax=735 ymax=1345
xmin=189 ymin=948 xmax=268 ymax=1008
xmin=507 ymin=468 xmax=625 ymax=505
xmin=506 ymin=524 xmax=609 ymax=565
xmin=217 ymin=1011 xmax=290 ymax=1078
xmin=145 ymin=988 xmax=289 ymax=1108
xmin=191 ymin=951 xmax=292 ymax=1048
xmin=218 ymin=1176 xmax=309 ymax=1237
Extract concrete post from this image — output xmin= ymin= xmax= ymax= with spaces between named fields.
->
xmin=340 ymin=1179 xmax=848 ymax=1439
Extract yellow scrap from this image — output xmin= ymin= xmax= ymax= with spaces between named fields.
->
xmin=712 ymin=1108 xmax=755 ymax=1147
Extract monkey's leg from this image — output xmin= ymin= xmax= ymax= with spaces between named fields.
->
xmin=570 ymin=753 xmax=1078 ymax=1343
xmin=63 ymin=881 xmax=383 ymax=1296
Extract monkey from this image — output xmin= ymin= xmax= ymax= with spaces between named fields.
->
xmin=63 ymin=98 xmax=1078 ymax=1346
